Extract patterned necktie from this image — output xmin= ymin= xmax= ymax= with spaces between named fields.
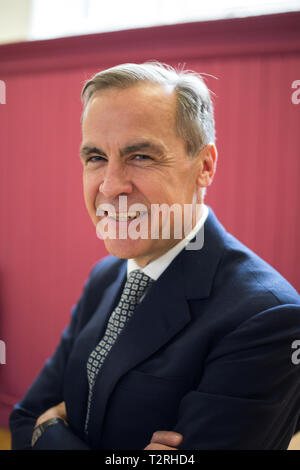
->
xmin=85 ymin=269 xmax=153 ymax=434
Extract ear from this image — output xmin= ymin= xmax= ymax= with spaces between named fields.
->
xmin=196 ymin=143 xmax=217 ymax=189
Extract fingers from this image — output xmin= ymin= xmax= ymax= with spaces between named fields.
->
xmin=56 ymin=401 xmax=67 ymax=419
xmin=35 ymin=401 xmax=67 ymax=427
xmin=144 ymin=443 xmax=178 ymax=450
xmin=150 ymin=430 xmax=183 ymax=447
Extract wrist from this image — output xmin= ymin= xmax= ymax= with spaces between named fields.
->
xmin=31 ymin=417 xmax=68 ymax=447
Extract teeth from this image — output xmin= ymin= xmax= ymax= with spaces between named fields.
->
xmin=96 ymin=207 xmax=147 ymax=220
xmin=96 ymin=208 xmax=105 ymax=217
xmin=110 ymin=212 xmax=141 ymax=221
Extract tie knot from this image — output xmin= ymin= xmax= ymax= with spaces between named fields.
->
xmin=124 ymin=269 xmax=153 ymax=303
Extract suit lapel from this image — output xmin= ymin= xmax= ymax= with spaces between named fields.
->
xmin=65 ymin=261 xmax=127 ymax=436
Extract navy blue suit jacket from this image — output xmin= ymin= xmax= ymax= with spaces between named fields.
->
xmin=10 ymin=209 xmax=300 ymax=449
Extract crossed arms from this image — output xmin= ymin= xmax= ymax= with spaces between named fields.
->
xmin=10 ymin=305 xmax=300 ymax=449
xmin=34 ymin=401 xmax=183 ymax=450
xmin=9 ymin=262 xmax=300 ymax=450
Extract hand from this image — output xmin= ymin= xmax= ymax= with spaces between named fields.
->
xmin=34 ymin=401 xmax=67 ymax=428
xmin=144 ymin=430 xmax=183 ymax=450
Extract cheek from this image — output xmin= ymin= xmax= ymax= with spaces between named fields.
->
xmin=83 ymin=173 xmax=98 ymax=210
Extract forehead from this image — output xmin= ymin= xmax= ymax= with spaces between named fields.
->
xmin=82 ymin=84 xmax=177 ymax=138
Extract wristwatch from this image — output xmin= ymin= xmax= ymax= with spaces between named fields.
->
xmin=31 ymin=417 xmax=68 ymax=447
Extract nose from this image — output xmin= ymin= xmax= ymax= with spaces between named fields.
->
xmin=100 ymin=160 xmax=133 ymax=199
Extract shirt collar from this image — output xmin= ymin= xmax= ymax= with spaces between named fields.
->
xmin=127 ymin=204 xmax=209 ymax=281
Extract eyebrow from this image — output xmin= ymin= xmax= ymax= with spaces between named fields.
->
xmin=80 ymin=140 xmax=166 ymax=160
xmin=80 ymin=145 xmax=104 ymax=160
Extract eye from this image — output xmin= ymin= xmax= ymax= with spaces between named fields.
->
xmin=132 ymin=154 xmax=153 ymax=161
xmin=86 ymin=156 xmax=106 ymax=163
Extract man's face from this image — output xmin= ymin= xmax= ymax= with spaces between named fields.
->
xmin=81 ymin=83 xmax=213 ymax=267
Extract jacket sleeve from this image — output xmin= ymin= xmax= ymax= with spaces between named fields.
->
xmin=9 ymin=267 xmax=100 ymax=450
xmin=173 ymin=304 xmax=300 ymax=450
xmin=32 ymin=421 xmax=90 ymax=450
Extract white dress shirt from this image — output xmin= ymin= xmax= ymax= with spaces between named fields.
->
xmin=127 ymin=204 xmax=209 ymax=281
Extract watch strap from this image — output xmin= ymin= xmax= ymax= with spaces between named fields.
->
xmin=31 ymin=417 xmax=68 ymax=447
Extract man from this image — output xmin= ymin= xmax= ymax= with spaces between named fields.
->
xmin=10 ymin=62 xmax=300 ymax=450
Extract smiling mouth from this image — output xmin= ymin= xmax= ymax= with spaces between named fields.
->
xmin=96 ymin=210 xmax=147 ymax=221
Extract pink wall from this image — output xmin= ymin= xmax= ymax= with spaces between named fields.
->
xmin=0 ymin=12 xmax=299 ymax=427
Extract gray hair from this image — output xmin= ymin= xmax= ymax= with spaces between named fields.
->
xmin=81 ymin=62 xmax=215 ymax=157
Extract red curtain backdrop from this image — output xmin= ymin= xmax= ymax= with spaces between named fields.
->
xmin=0 ymin=12 xmax=299 ymax=427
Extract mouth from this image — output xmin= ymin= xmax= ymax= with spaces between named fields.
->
xmin=96 ymin=209 xmax=148 ymax=222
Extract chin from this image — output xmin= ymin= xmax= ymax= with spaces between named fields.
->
xmin=103 ymin=238 xmax=151 ymax=261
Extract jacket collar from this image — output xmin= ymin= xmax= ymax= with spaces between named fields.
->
xmin=181 ymin=207 xmax=226 ymax=299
